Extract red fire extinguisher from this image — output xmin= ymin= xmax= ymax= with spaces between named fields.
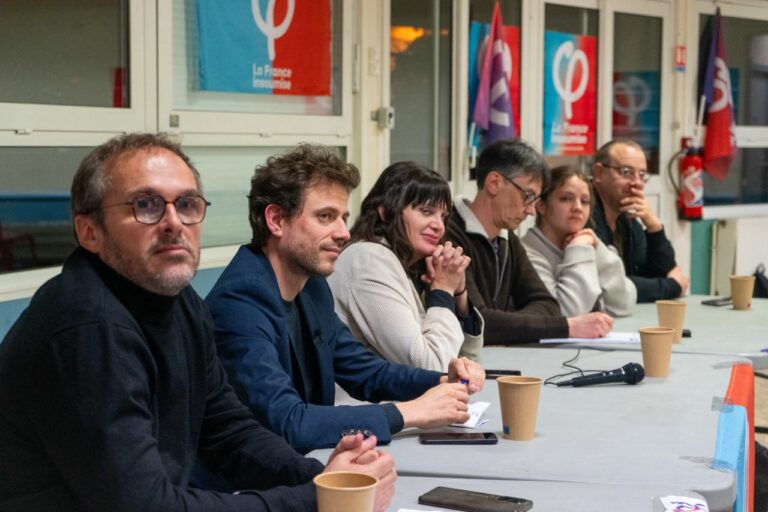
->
xmin=669 ymin=139 xmax=703 ymax=220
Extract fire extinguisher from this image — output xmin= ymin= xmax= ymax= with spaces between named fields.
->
xmin=668 ymin=139 xmax=703 ymax=220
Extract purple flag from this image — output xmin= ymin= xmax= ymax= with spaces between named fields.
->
xmin=473 ymin=2 xmax=515 ymax=143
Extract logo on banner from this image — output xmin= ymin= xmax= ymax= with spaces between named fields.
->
xmin=552 ymin=41 xmax=588 ymax=120
xmin=251 ymin=0 xmax=296 ymax=62
xmin=613 ymin=75 xmax=651 ymax=128
xmin=710 ymin=57 xmax=733 ymax=113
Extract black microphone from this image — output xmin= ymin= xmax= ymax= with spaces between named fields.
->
xmin=556 ymin=363 xmax=645 ymax=387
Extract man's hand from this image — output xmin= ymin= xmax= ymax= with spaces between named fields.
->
xmin=567 ymin=312 xmax=614 ymax=338
xmin=325 ymin=434 xmax=396 ymax=512
xmin=441 ymin=357 xmax=485 ymax=394
xmin=395 ymin=383 xmax=469 ymax=429
xmin=667 ymin=266 xmax=690 ymax=296
xmin=620 ymin=184 xmax=662 ymax=233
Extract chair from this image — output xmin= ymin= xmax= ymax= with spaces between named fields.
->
xmin=0 ymin=221 xmax=38 ymax=271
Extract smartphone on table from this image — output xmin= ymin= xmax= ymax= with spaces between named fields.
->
xmin=418 ymin=486 xmax=533 ymax=512
xmin=418 ymin=432 xmax=498 ymax=445
xmin=701 ymin=296 xmax=732 ymax=307
xmin=485 ymin=369 xmax=521 ymax=379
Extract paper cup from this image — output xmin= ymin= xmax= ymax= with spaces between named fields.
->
xmin=314 ymin=472 xmax=378 ymax=512
xmin=497 ymin=376 xmax=542 ymax=441
xmin=639 ymin=327 xmax=675 ymax=378
xmin=655 ymin=300 xmax=687 ymax=343
xmin=730 ymin=275 xmax=755 ymax=311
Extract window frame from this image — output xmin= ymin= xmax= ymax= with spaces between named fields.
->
xmin=0 ymin=0 xmax=150 ymax=144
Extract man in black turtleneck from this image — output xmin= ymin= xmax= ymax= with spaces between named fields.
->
xmin=0 ymin=134 xmax=395 ymax=512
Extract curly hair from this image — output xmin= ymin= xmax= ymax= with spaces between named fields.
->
xmin=248 ymin=144 xmax=360 ymax=247
xmin=349 ymin=161 xmax=452 ymax=270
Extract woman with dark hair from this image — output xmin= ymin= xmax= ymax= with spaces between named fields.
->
xmin=328 ymin=162 xmax=483 ymax=371
xmin=521 ymin=166 xmax=636 ymax=317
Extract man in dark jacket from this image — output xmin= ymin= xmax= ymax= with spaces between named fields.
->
xmin=446 ymin=138 xmax=614 ymax=344
xmin=0 ymin=133 xmax=395 ymax=512
xmin=590 ymin=139 xmax=689 ymax=302
xmin=206 ymin=144 xmax=485 ymax=454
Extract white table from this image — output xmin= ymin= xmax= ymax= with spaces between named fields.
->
xmin=568 ymin=295 xmax=768 ymax=369
xmin=317 ymin=348 xmax=743 ymax=512
xmin=391 ymin=476 xmax=708 ymax=512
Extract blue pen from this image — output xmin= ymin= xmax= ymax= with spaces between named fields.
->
xmin=460 ymin=379 xmax=469 ymax=385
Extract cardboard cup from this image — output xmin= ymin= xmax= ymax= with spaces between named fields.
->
xmin=314 ymin=472 xmax=378 ymax=512
xmin=655 ymin=300 xmax=687 ymax=343
xmin=730 ymin=275 xmax=756 ymax=311
xmin=639 ymin=327 xmax=675 ymax=378
xmin=497 ymin=376 xmax=542 ymax=441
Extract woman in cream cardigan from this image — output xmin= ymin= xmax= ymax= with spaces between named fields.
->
xmin=521 ymin=166 xmax=636 ymax=317
xmin=328 ymin=162 xmax=483 ymax=371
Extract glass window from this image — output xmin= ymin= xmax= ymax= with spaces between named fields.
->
xmin=0 ymin=0 xmax=129 ymax=108
xmin=390 ymin=0 xmax=452 ymax=178
xmin=612 ymin=13 xmax=663 ymax=174
xmin=0 ymin=147 xmax=86 ymax=273
xmin=699 ymin=14 xmax=768 ymax=127
xmin=173 ymin=0 xmax=343 ymax=116
xmin=543 ymin=5 xmax=599 ymax=168
xmin=703 ymin=147 xmax=768 ymax=206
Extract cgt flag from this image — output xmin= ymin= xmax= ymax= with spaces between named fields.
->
xmin=701 ymin=7 xmax=737 ymax=181
xmin=472 ymin=2 xmax=515 ymax=144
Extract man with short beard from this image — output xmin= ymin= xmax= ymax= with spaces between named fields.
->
xmin=206 ymin=144 xmax=486 ymax=454
xmin=0 ymin=133 xmax=396 ymax=512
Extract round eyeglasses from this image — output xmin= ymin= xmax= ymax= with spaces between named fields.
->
xmin=601 ymin=163 xmax=649 ymax=183
xmin=100 ymin=194 xmax=211 ymax=225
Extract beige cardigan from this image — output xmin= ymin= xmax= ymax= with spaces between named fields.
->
xmin=328 ymin=241 xmax=483 ymax=371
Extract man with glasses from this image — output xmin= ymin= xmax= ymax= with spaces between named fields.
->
xmin=0 ymin=133 xmax=396 ymax=512
xmin=446 ymin=138 xmax=614 ymax=344
xmin=591 ymin=139 xmax=688 ymax=302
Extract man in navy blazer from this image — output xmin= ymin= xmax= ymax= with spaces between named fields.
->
xmin=206 ymin=144 xmax=485 ymax=454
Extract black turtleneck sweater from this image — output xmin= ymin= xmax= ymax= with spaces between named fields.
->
xmin=0 ymin=248 xmax=324 ymax=512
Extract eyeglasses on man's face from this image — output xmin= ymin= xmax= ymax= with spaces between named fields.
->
xmin=601 ymin=163 xmax=649 ymax=183
xmin=100 ymin=194 xmax=211 ymax=225
xmin=499 ymin=173 xmax=540 ymax=206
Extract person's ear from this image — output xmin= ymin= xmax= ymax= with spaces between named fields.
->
xmin=592 ymin=163 xmax=604 ymax=185
xmin=74 ymin=214 xmax=102 ymax=254
xmin=535 ymin=199 xmax=546 ymax=217
xmin=264 ymin=204 xmax=286 ymax=238
xmin=485 ymin=171 xmax=504 ymax=197
xmin=377 ymin=205 xmax=385 ymax=221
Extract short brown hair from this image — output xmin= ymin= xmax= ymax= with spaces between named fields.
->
xmin=248 ymin=144 xmax=360 ymax=247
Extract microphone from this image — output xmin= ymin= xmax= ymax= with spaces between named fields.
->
xmin=556 ymin=363 xmax=645 ymax=387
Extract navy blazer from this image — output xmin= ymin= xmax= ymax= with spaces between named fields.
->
xmin=206 ymin=245 xmax=441 ymax=453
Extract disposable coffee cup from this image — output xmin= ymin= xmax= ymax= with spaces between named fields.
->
xmin=314 ymin=471 xmax=378 ymax=512
xmin=639 ymin=327 xmax=675 ymax=378
xmin=497 ymin=376 xmax=542 ymax=441
xmin=655 ymin=300 xmax=686 ymax=343
xmin=730 ymin=275 xmax=756 ymax=311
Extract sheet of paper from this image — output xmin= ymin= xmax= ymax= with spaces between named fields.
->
xmin=539 ymin=331 xmax=640 ymax=344
xmin=660 ymin=495 xmax=709 ymax=512
xmin=398 ymin=509 xmax=442 ymax=512
xmin=451 ymin=401 xmax=490 ymax=428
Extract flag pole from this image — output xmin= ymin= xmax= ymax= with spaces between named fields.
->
xmin=694 ymin=94 xmax=707 ymax=148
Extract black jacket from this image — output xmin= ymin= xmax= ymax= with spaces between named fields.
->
xmin=590 ymin=190 xmax=682 ymax=302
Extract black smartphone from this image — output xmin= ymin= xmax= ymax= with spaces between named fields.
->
xmin=418 ymin=432 xmax=499 ymax=445
xmin=702 ymin=296 xmax=732 ymax=307
xmin=485 ymin=369 xmax=522 ymax=379
xmin=418 ymin=486 xmax=533 ymax=512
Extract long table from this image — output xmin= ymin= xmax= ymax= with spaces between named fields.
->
xmin=391 ymin=476 xmax=708 ymax=512
xmin=316 ymin=348 xmax=744 ymax=511
xmin=572 ymin=295 xmax=768 ymax=369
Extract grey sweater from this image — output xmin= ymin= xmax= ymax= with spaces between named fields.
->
xmin=521 ymin=226 xmax=637 ymax=317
